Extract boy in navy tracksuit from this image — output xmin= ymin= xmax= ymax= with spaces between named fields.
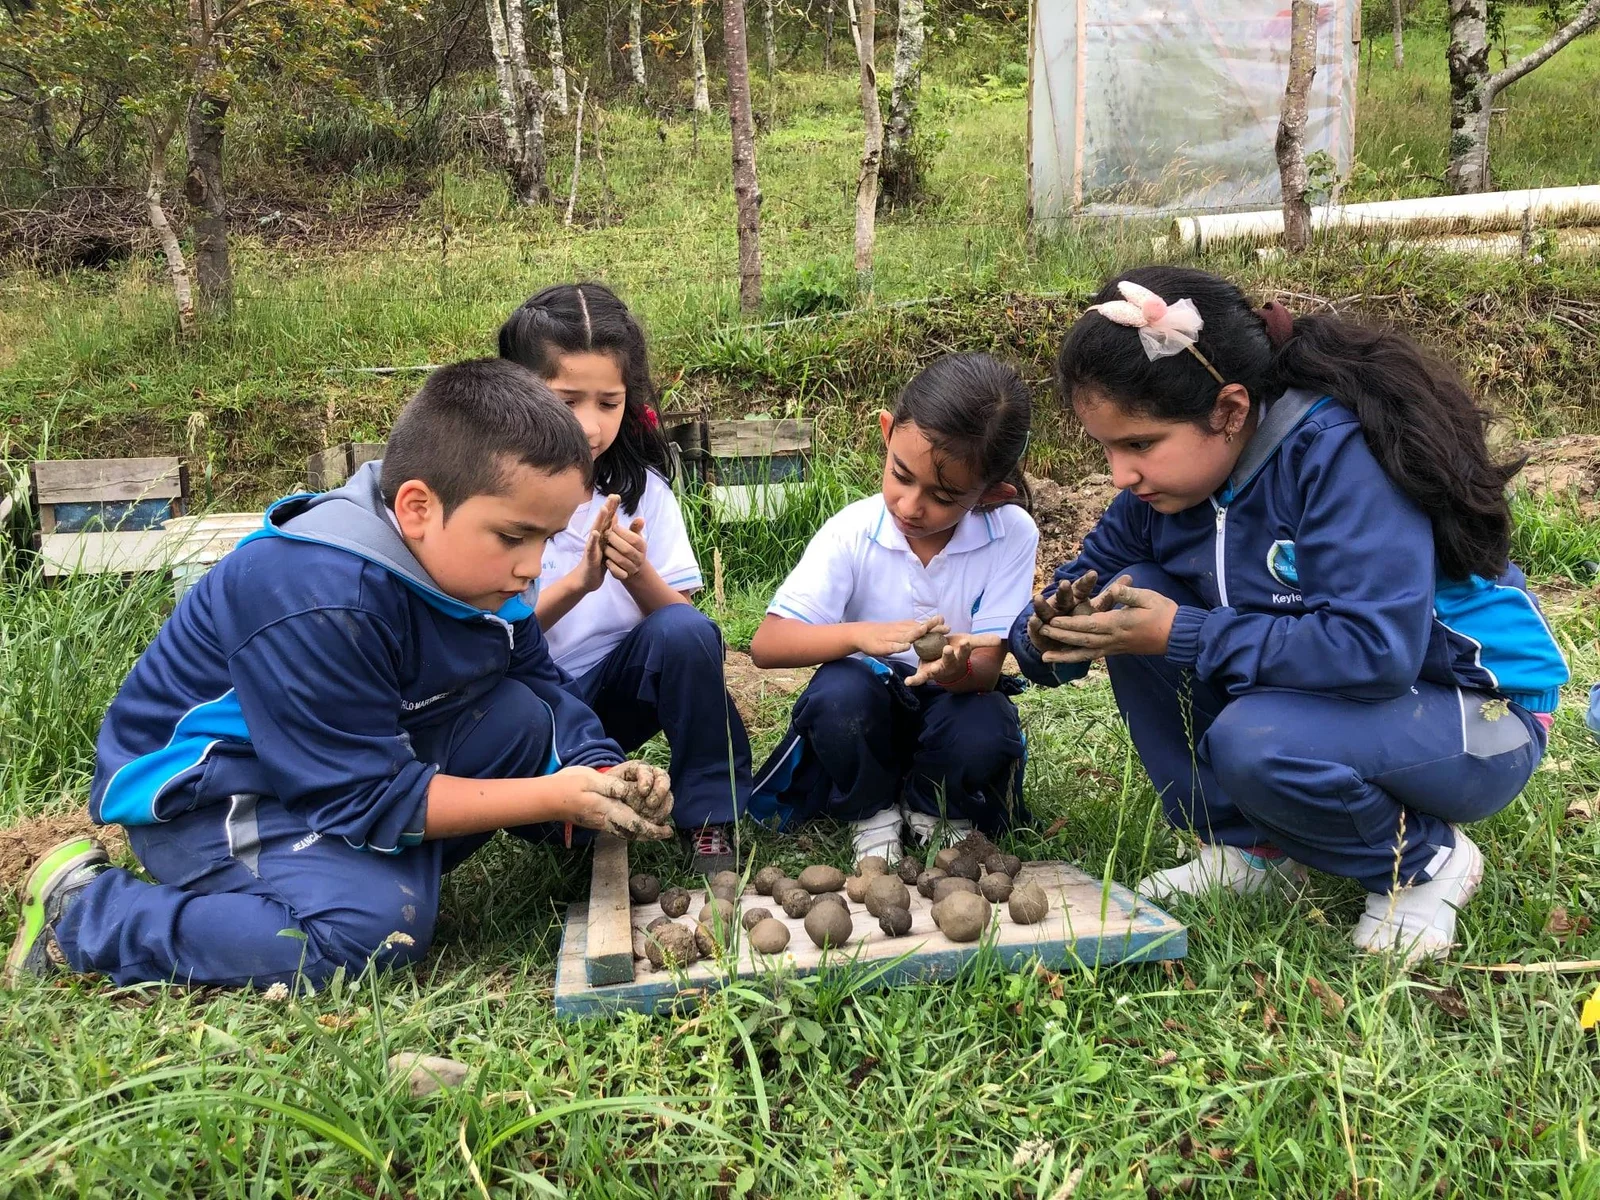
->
xmin=1014 ymin=269 xmax=1568 ymax=964
xmin=7 ymin=360 xmax=675 ymax=990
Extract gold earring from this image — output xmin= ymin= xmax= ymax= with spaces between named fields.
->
xmin=1225 ymin=431 xmax=1234 ymax=444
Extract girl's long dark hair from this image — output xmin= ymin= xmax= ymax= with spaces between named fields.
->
xmin=1057 ymin=266 xmax=1520 ymax=580
xmin=498 ymin=282 xmax=671 ymax=512
xmin=893 ymin=353 xmax=1033 ymax=511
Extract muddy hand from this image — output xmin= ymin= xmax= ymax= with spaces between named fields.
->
xmin=1042 ymin=575 xmax=1178 ymax=662
xmin=1028 ymin=570 xmax=1103 ymax=653
xmin=604 ymin=759 xmax=674 ymax=824
xmin=560 ymin=765 xmax=674 ymax=841
xmin=856 ymin=614 xmax=947 ymax=659
xmin=905 ymin=632 xmax=1003 ymax=686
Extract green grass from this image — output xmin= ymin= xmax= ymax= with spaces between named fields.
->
xmin=3 ymin=12 xmax=1600 ymax=1196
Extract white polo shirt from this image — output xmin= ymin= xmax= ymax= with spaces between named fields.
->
xmin=540 ymin=469 xmax=704 ymax=678
xmin=767 ymin=494 xmax=1039 ymax=668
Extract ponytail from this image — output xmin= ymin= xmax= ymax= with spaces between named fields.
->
xmin=1058 ymin=266 xmax=1519 ymax=580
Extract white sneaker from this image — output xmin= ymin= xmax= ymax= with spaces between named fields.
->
xmin=904 ymin=810 xmax=973 ymax=849
xmin=850 ymin=808 xmax=904 ymax=864
xmin=1136 ymin=844 xmax=1309 ymax=902
xmin=1352 ymin=827 xmax=1483 ymax=965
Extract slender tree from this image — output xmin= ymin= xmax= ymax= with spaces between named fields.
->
xmin=881 ymin=0 xmax=926 ymax=206
xmin=547 ymin=0 xmax=569 ymax=115
xmin=1446 ymin=0 xmax=1600 ymax=193
xmin=1276 ymin=0 xmax=1318 ymax=254
xmin=847 ymin=0 xmax=882 ymax=285
xmin=628 ymin=0 xmax=647 ymax=87
xmin=723 ymin=0 xmax=763 ymax=311
xmin=691 ymin=0 xmax=711 ymax=114
xmin=485 ymin=0 xmax=549 ymax=203
xmin=1391 ymin=0 xmax=1405 ymax=67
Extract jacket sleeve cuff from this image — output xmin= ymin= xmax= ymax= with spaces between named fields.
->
xmin=1165 ymin=605 xmax=1209 ymax=669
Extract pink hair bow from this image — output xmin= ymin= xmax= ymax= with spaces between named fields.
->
xmin=1087 ymin=281 xmax=1225 ymax=384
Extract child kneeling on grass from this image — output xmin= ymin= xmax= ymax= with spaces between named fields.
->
xmin=6 ymin=359 xmax=674 ymax=991
xmin=1012 ymin=267 xmax=1569 ymax=964
xmin=748 ymin=353 xmax=1039 ymax=864
xmin=499 ymin=284 xmax=750 ymax=874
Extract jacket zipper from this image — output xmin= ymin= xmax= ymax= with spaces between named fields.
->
xmin=1211 ymin=499 xmax=1229 ymax=607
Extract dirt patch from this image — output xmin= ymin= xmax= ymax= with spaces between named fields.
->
xmin=1026 ymin=471 xmax=1121 ymax=592
xmin=0 ymin=810 xmax=127 ymax=894
xmin=724 ymin=650 xmax=812 ymax=728
xmin=1517 ymin=434 xmax=1600 ymax=516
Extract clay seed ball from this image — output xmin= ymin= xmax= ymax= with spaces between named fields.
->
xmin=707 ymin=882 xmax=739 ymax=904
xmin=932 ymin=876 xmax=981 ymax=903
xmin=659 ymin=887 xmax=692 ymax=918
xmin=741 ymin=906 xmax=773 ymax=931
xmin=979 ymin=872 xmax=1014 ymax=903
xmin=983 ymin=852 xmax=1023 ymax=879
xmin=916 ymin=868 xmax=948 ymax=899
xmin=694 ymin=922 xmax=718 ymax=958
xmin=753 ymin=865 xmax=786 ymax=896
xmin=646 ymin=915 xmax=675 ymax=932
xmin=878 ymin=905 xmax=913 ymax=938
xmin=946 ymin=855 xmax=982 ymax=882
xmin=843 ymin=874 xmax=872 ymax=904
xmin=1009 ymin=882 xmax=1050 ymax=925
xmin=933 ymin=847 xmax=965 ymax=872
xmin=931 ymin=891 xmax=991 ymax=943
xmin=912 ymin=631 xmax=947 ymax=662
xmin=749 ymin=917 xmax=791 ymax=955
xmin=709 ymin=869 xmax=742 ymax=896
xmin=804 ymin=902 xmax=854 ymax=949
xmin=896 ymin=855 xmax=924 ymax=885
xmin=781 ymin=888 xmax=815 ymax=918
xmin=855 ymin=855 xmax=889 ymax=879
xmin=811 ymin=892 xmax=849 ymax=913
xmin=768 ymin=877 xmax=798 ymax=903
xmin=632 ymin=926 xmax=651 ymax=960
xmin=698 ymin=898 xmax=736 ymax=930
xmin=797 ymin=864 xmax=846 ymax=894
xmin=959 ymin=830 xmax=996 ymax=857
xmin=628 ymin=873 xmax=661 ymax=905
xmin=864 ymin=874 xmax=911 ymax=918
xmin=644 ymin=921 xmax=696 ymax=968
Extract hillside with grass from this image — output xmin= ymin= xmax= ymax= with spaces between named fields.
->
xmin=1 ymin=2 xmax=1599 ymax=1195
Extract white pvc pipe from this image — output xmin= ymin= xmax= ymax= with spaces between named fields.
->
xmin=1170 ymin=185 xmax=1600 ymax=250
xmin=1248 ymin=227 xmax=1600 ymax=262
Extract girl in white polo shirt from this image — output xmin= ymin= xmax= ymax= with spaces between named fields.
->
xmin=749 ymin=354 xmax=1039 ymax=862
xmin=499 ymin=284 xmax=749 ymax=873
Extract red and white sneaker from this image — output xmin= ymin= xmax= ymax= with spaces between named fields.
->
xmin=684 ymin=825 xmax=737 ymax=875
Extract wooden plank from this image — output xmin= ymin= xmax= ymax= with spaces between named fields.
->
xmin=703 ymin=419 xmax=813 ymax=459
xmin=37 ymin=530 xmax=179 ymax=577
xmin=306 ymin=444 xmax=352 ymax=491
xmin=349 ymin=442 xmax=386 ymax=472
xmin=32 ymin=458 xmax=186 ymax=504
xmin=584 ymin=833 xmax=636 ymax=987
xmin=555 ymin=860 xmax=1186 ymax=1020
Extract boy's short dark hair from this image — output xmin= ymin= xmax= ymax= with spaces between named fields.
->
xmin=380 ymin=358 xmax=594 ymax=514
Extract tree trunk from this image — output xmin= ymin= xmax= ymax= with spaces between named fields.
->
xmin=723 ymin=0 xmax=764 ymax=311
xmin=145 ymin=117 xmax=195 ymax=336
xmin=1276 ymin=0 xmax=1318 ymax=254
xmin=1445 ymin=0 xmax=1492 ymax=192
xmin=565 ymin=79 xmax=587 ymax=225
xmin=847 ymin=0 xmax=882 ymax=284
xmin=485 ymin=0 xmax=549 ymax=203
xmin=184 ymin=0 xmax=232 ymax=310
xmin=691 ymin=1 xmax=711 ymax=114
xmin=881 ymin=0 xmax=926 ymax=206
xmin=548 ymin=0 xmax=569 ymax=116
xmin=764 ymin=0 xmax=777 ymax=93
xmin=1391 ymin=0 xmax=1405 ymax=67
xmin=30 ymin=95 xmax=56 ymax=172
xmin=824 ymin=0 xmax=834 ymax=70
xmin=629 ymin=0 xmax=647 ymax=87
xmin=1446 ymin=0 xmax=1599 ymax=192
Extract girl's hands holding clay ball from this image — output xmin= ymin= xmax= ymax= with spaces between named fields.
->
xmin=602 ymin=514 xmax=649 ymax=581
xmin=603 ymin=759 xmax=674 ymax=824
xmin=905 ymin=632 xmax=1004 ymax=687
xmin=856 ymin=614 xmax=947 ymax=660
xmin=1035 ymin=575 xmax=1179 ymax=663
xmin=554 ymin=765 xmax=674 ymax=841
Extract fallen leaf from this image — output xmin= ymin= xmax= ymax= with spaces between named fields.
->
xmin=1047 ymin=1167 xmax=1083 ymax=1200
xmin=847 ymin=1055 xmax=879 ymax=1089
xmin=1417 ymin=980 xmax=1470 ymax=1020
xmin=1250 ymin=968 xmax=1268 ymax=999
xmin=1262 ymin=1005 xmax=1281 ymax=1034
xmin=1307 ymin=976 xmax=1346 ymax=1019
xmin=1043 ymin=817 xmax=1070 ymax=840
xmin=388 ymin=1052 xmax=469 ymax=1098
xmin=1565 ymin=792 xmax=1596 ymax=822
xmin=1152 ymin=1049 xmax=1178 ymax=1068
xmin=1544 ymin=907 xmax=1592 ymax=941
xmin=1538 ymin=758 xmax=1573 ymax=775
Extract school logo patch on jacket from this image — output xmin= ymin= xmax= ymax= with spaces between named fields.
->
xmin=1266 ymin=540 xmax=1299 ymax=588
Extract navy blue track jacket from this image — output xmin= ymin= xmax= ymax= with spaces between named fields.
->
xmin=1010 ymin=390 xmax=1569 ymax=712
xmin=89 ymin=462 xmax=623 ymax=851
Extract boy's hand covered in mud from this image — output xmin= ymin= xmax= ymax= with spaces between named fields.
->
xmin=603 ymin=760 xmax=674 ymax=825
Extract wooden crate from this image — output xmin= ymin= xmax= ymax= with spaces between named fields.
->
xmin=307 ymin=442 xmax=386 ymax=491
xmin=660 ymin=416 xmax=814 ymax=522
xmin=30 ymin=457 xmax=188 ymax=577
xmin=553 ymin=859 xmax=1186 ymax=1020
